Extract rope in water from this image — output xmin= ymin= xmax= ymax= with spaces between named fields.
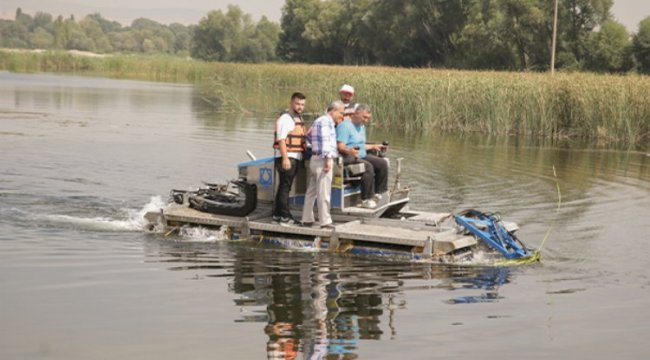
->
xmin=495 ymin=165 xmax=561 ymax=266
xmin=538 ymin=165 xmax=562 ymax=253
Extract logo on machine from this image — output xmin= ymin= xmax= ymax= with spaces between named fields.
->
xmin=259 ymin=167 xmax=273 ymax=188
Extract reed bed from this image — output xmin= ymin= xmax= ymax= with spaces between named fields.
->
xmin=1 ymin=50 xmax=648 ymax=144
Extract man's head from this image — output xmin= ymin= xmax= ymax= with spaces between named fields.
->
xmin=290 ymin=92 xmax=306 ymax=114
xmin=326 ymin=100 xmax=345 ymax=125
xmin=351 ymin=103 xmax=372 ymax=125
xmin=338 ymin=84 xmax=354 ymax=104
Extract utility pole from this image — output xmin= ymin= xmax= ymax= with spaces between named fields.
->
xmin=550 ymin=0 xmax=559 ymax=75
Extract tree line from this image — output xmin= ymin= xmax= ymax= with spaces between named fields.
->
xmin=1 ymin=8 xmax=193 ymax=55
xmin=1 ymin=1 xmax=650 ymax=74
xmin=277 ymin=0 xmax=650 ymax=73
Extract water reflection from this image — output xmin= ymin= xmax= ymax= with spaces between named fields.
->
xmin=151 ymin=241 xmax=512 ymax=359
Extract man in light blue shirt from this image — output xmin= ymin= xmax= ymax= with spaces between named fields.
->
xmin=336 ymin=104 xmax=388 ymax=208
xmin=302 ymin=101 xmax=345 ymax=227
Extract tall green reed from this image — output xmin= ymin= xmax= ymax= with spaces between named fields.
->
xmin=1 ymin=50 xmax=648 ymax=144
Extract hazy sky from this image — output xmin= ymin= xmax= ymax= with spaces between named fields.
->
xmin=1 ymin=0 xmax=649 ymax=32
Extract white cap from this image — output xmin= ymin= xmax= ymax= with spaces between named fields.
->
xmin=339 ymin=84 xmax=354 ymax=94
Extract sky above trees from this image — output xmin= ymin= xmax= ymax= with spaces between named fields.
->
xmin=1 ymin=0 xmax=648 ymax=31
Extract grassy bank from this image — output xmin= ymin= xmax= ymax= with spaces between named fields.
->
xmin=1 ymin=50 xmax=649 ymax=144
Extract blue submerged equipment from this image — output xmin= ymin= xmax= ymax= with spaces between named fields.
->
xmin=454 ymin=209 xmax=533 ymax=260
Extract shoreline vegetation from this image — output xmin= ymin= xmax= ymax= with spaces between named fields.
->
xmin=1 ymin=50 xmax=649 ymax=145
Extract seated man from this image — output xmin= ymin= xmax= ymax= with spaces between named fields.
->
xmin=336 ymin=103 xmax=388 ymax=208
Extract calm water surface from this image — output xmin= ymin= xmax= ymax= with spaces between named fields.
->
xmin=1 ymin=72 xmax=649 ymax=359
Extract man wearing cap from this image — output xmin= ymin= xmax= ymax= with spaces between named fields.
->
xmin=336 ymin=104 xmax=388 ymax=209
xmin=338 ymin=84 xmax=356 ymax=118
xmin=301 ymin=100 xmax=345 ymax=228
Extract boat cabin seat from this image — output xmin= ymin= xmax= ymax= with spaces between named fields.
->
xmin=331 ymin=153 xmax=389 ymax=210
xmin=333 ymin=158 xmax=365 ymax=183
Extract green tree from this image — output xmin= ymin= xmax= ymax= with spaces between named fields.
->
xmin=109 ymin=31 xmax=139 ymax=52
xmin=633 ymin=17 xmax=650 ymax=73
xmin=192 ymin=5 xmax=278 ymax=62
xmin=87 ymin=13 xmax=122 ymax=33
xmin=80 ymin=16 xmax=112 ymax=52
xmin=191 ymin=9 xmax=232 ymax=61
xmin=15 ymin=8 xmax=33 ymax=30
xmin=128 ymin=17 xmax=175 ymax=53
xmin=454 ymin=1 xmax=518 ymax=70
xmin=493 ymin=0 xmax=553 ymax=70
xmin=584 ymin=19 xmax=633 ymax=72
xmin=32 ymin=12 xmax=53 ymax=32
xmin=560 ymin=0 xmax=613 ymax=66
xmin=28 ymin=27 xmax=54 ymax=48
xmin=62 ymin=17 xmax=94 ymax=51
xmin=4 ymin=8 xmax=31 ymax=47
xmin=52 ymin=15 xmax=67 ymax=49
xmin=276 ymin=0 xmax=324 ymax=62
xmin=0 ymin=19 xmax=29 ymax=48
xmin=300 ymin=0 xmax=373 ymax=64
xmin=362 ymin=0 xmax=476 ymax=67
xmin=169 ymin=23 xmax=192 ymax=54
xmin=253 ymin=16 xmax=281 ymax=61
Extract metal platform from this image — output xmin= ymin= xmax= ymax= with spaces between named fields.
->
xmin=144 ymin=204 xmax=478 ymax=259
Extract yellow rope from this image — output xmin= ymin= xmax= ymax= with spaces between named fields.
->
xmin=495 ymin=165 xmax=561 ymax=266
xmin=163 ymin=226 xmax=179 ymax=237
xmin=495 ymin=250 xmax=541 ymax=266
xmin=537 ymin=165 xmax=561 ymax=253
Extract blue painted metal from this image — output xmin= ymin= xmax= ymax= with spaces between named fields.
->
xmin=454 ymin=210 xmax=532 ymax=260
xmin=258 ymin=167 xmax=273 ymax=189
xmin=331 ymin=186 xmax=361 ymax=208
xmin=238 ymin=156 xmax=274 ymax=168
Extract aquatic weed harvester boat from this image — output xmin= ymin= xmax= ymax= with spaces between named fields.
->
xmin=145 ymin=152 xmax=539 ymax=264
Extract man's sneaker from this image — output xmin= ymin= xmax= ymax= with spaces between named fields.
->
xmin=361 ymin=199 xmax=377 ymax=208
xmin=272 ymin=215 xmax=281 ymax=224
xmin=279 ymin=217 xmax=297 ymax=227
xmin=374 ymin=191 xmax=389 ymax=203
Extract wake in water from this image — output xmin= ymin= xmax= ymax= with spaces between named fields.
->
xmin=39 ymin=196 xmax=168 ymax=232
xmin=1 ymin=195 xmax=168 ymax=232
xmin=1 ymin=190 xmax=232 ymax=242
xmin=35 ymin=196 xmax=167 ymax=231
xmin=176 ymin=226 xmax=230 ymax=242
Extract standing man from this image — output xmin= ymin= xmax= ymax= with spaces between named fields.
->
xmin=336 ymin=104 xmax=388 ymax=209
xmin=301 ymin=101 xmax=345 ymax=228
xmin=273 ymin=92 xmax=307 ymax=226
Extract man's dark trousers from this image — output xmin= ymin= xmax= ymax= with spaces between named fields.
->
xmin=342 ymin=154 xmax=388 ymax=200
xmin=274 ymin=157 xmax=299 ymax=219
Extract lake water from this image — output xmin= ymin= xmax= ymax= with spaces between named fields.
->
xmin=1 ymin=72 xmax=649 ymax=359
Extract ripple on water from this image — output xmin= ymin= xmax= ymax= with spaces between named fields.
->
xmin=2 ymin=73 xmax=650 ymax=359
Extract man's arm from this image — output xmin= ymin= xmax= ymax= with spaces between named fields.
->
xmin=365 ymin=143 xmax=382 ymax=151
xmin=338 ymin=142 xmax=359 ymax=158
xmin=276 ymin=116 xmax=291 ymax=170
xmin=278 ymin=141 xmax=291 ymax=170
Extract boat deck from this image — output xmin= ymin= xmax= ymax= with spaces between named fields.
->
xmin=145 ymin=205 xmax=477 ymax=258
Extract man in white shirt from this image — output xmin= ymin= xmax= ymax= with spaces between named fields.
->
xmin=273 ymin=92 xmax=307 ymax=226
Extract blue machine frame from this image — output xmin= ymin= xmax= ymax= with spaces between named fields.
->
xmin=454 ymin=210 xmax=532 ymax=260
